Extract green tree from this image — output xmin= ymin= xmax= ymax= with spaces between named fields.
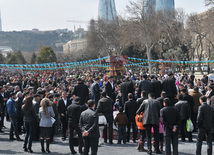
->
xmin=0 ymin=53 xmax=5 ymax=64
xmin=7 ymin=51 xmax=26 ymax=64
xmin=30 ymin=52 xmax=37 ymax=64
xmin=36 ymin=47 xmax=57 ymax=63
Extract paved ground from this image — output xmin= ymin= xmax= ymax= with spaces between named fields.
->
xmin=0 ymin=120 xmax=213 ymax=155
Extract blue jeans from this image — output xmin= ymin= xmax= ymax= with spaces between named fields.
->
xmin=24 ymin=121 xmax=35 ymax=149
xmin=10 ymin=116 xmax=20 ymax=139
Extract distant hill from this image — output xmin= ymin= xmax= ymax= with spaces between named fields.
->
xmin=0 ymin=30 xmax=74 ymax=52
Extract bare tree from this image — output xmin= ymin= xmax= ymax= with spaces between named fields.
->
xmin=205 ymin=0 xmax=214 ymax=6
xmin=186 ymin=11 xmax=214 ymax=74
xmin=124 ymin=0 xmax=161 ymax=73
xmin=86 ymin=18 xmax=124 ymax=59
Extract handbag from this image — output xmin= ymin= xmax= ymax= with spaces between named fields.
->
xmin=98 ymin=115 xmax=107 ymax=125
xmin=137 ymin=113 xmax=143 ymax=122
xmin=51 ymin=117 xmax=56 ymax=124
xmin=186 ymin=119 xmax=194 ymax=132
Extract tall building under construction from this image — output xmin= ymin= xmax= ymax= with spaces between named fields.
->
xmin=98 ymin=0 xmax=117 ymax=23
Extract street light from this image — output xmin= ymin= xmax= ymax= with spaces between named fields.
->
xmin=81 ymin=53 xmax=83 ymax=61
xmin=108 ymin=49 xmax=112 ymax=56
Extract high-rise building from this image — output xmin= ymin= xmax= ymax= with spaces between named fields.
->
xmin=143 ymin=0 xmax=175 ymax=13
xmin=143 ymin=0 xmax=156 ymax=13
xmin=155 ymin=0 xmax=175 ymax=12
xmin=98 ymin=0 xmax=117 ymax=23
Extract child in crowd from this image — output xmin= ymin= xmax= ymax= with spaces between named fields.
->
xmin=114 ymin=107 xmax=128 ymax=144
xmin=114 ymin=99 xmax=120 ymax=111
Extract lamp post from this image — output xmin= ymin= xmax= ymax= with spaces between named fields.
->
xmin=81 ymin=53 xmax=83 ymax=61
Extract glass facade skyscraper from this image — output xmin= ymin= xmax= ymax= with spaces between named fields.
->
xmin=143 ymin=0 xmax=156 ymax=13
xmin=98 ymin=0 xmax=117 ymax=23
xmin=155 ymin=0 xmax=175 ymax=12
xmin=143 ymin=0 xmax=175 ymax=13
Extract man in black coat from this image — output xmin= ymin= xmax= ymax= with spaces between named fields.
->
xmin=138 ymin=74 xmax=151 ymax=98
xmin=124 ymin=93 xmax=138 ymax=143
xmin=174 ymin=94 xmax=191 ymax=142
xmin=57 ymin=91 xmax=71 ymax=141
xmin=120 ymin=77 xmax=135 ymax=106
xmin=67 ymin=97 xmax=83 ymax=154
xmin=90 ymin=77 xmax=101 ymax=108
xmin=104 ymin=76 xmax=116 ymax=102
xmin=0 ymin=86 xmax=4 ymax=132
xmin=137 ymin=91 xmax=148 ymax=108
xmin=15 ymin=91 xmax=23 ymax=133
xmin=97 ymin=92 xmax=114 ymax=144
xmin=0 ymin=85 xmax=9 ymax=130
xmin=150 ymin=75 xmax=162 ymax=99
xmin=72 ymin=78 xmax=89 ymax=106
xmin=181 ymin=88 xmax=194 ymax=141
xmin=156 ymin=91 xmax=167 ymax=109
xmin=162 ymin=73 xmax=177 ymax=105
xmin=79 ymin=100 xmax=99 ymax=155
xmin=136 ymin=93 xmax=162 ymax=154
xmin=196 ymin=96 xmax=214 ymax=155
xmin=161 ymin=98 xmax=180 ymax=155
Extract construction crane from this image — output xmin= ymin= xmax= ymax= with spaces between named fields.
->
xmin=66 ymin=20 xmax=89 ymax=32
xmin=66 ymin=20 xmax=88 ymax=24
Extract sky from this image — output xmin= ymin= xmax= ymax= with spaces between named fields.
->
xmin=0 ymin=0 xmax=209 ymax=32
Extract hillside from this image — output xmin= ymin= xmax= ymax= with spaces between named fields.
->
xmin=0 ymin=30 xmax=73 ymax=52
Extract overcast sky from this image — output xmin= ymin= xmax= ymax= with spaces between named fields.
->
xmin=0 ymin=0 xmax=208 ymax=31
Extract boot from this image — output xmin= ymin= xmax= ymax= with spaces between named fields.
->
xmin=140 ymin=141 xmax=147 ymax=152
xmin=40 ymin=139 xmax=45 ymax=153
xmin=153 ymin=141 xmax=156 ymax=152
xmin=160 ymin=140 xmax=163 ymax=152
xmin=46 ymin=139 xmax=51 ymax=153
xmin=137 ymin=139 xmax=141 ymax=150
xmin=23 ymin=146 xmax=28 ymax=152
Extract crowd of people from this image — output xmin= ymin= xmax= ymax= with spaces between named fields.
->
xmin=0 ymin=69 xmax=214 ymax=155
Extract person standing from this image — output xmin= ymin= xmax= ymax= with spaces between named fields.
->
xmin=32 ymin=94 xmax=41 ymax=141
xmin=104 ymin=76 xmax=116 ymax=102
xmin=57 ymin=91 xmax=71 ymax=141
xmin=114 ymin=107 xmax=128 ymax=144
xmin=162 ymin=72 xmax=177 ymax=105
xmin=0 ymin=86 xmax=4 ymax=132
xmin=0 ymin=86 xmax=9 ymax=131
xmin=136 ymin=93 xmax=162 ymax=154
xmin=97 ymin=92 xmax=114 ymax=144
xmin=160 ymin=98 xmax=180 ymax=155
xmin=67 ymin=97 xmax=83 ymax=154
xmin=72 ymin=78 xmax=89 ymax=107
xmin=22 ymin=97 xmax=37 ymax=153
xmin=174 ymin=94 xmax=191 ymax=142
xmin=90 ymin=77 xmax=101 ymax=108
xmin=15 ymin=91 xmax=24 ymax=134
xmin=79 ymin=100 xmax=99 ymax=155
xmin=7 ymin=92 xmax=23 ymax=141
xmin=190 ymin=87 xmax=202 ymax=131
xmin=150 ymin=75 xmax=162 ymax=99
xmin=156 ymin=91 xmax=167 ymax=109
xmin=39 ymin=98 xmax=55 ymax=153
xmin=124 ymin=93 xmax=138 ymax=143
xmin=120 ymin=77 xmax=135 ymax=106
xmin=196 ymin=96 xmax=214 ymax=155
xmin=181 ymin=88 xmax=194 ymax=142
xmin=137 ymin=74 xmax=151 ymax=98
